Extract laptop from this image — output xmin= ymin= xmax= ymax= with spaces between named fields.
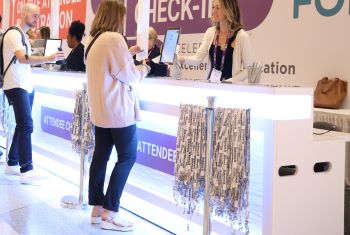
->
xmin=44 ymin=39 xmax=62 ymax=64
xmin=160 ymin=28 xmax=181 ymax=64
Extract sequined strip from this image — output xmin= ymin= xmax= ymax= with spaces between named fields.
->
xmin=0 ymin=91 xmax=16 ymax=135
xmin=174 ymin=104 xmax=206 ymax=217
xmin=71 ymin=90 xmax=95 ymax=155
xmin=211 ymin=108 xmax=250 ymax=233
xmin=174 ymin=105 xmax=251 ymax=233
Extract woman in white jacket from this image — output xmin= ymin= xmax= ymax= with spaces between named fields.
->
xmin=179 ymin=0 xmax=253 ymax=82
xmin=85 ymin=0 xmax=150 ymax=232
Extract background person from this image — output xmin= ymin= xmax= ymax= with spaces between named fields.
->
xmin=26 ymin=28 xmax=36 ymax=46
xmin=2 ymin=3 xmax=64 ymax=183
xmin=61 ymin=20 xmax=86 ymax=72
xmin=134 ymin=27 xmax=167 ymax=76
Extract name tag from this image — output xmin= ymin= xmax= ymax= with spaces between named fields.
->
xmin=209 ymin=69 xmax=222 ymax=83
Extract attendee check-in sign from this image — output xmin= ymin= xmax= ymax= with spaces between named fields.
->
xmin=40 ymin=106 xmax=177 ymax=175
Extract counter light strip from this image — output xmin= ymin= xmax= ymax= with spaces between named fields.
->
xmin=34 ymin=86 xmax=180 ymax=117
xmin=35 ymin=86 xmax=75 ymax=98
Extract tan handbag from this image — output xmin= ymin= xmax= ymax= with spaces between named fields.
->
xmin=314 ymin=77 xmax=347 ymax=109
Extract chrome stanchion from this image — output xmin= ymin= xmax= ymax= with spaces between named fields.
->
xmin=203 ymin=96 xmax=216 ymax=235
xmin=61 ymin=85 xmax=88 ymax=210
xmin=78 ymin=84 xmax=88 ymax=208
xmin=78 ymin=147 xmax=88 ymax=208
xmin=5 ymin=129 xmax=12 ymax=163
xmin=0 ymin=84 xmax=6 ymax=164
xmin=173 ymin=53 xmax=182 ymax=80
xmin=60 ymin=151 xmax=88 ymax=209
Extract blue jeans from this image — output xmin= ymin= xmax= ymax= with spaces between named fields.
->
xmin=89 ymin=124 xmax=137 ymax=212
xmin=4 ymin=88 xmax=34 ymax=173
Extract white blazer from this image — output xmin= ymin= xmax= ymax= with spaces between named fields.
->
xmin=184 ymin=26 xmax=253 ymax=81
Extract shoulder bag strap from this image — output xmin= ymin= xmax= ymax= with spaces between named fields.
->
xmin=11 ymin=26 xmax=28 ymax=54
xmin=1 ymin=26 xmax=27 ymax=77
xmin=85 ymin=31 xmax=104 ymax=60
xmin=3 ymin=56 xmax=17 ymax=78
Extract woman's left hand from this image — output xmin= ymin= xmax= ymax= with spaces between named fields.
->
xmin=178 ymin=56 xmax=186 ymax=65
xmin=129 ymin=45 xmax=143 ymax=56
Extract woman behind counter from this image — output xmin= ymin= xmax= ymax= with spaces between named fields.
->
xmin=179 ymin=0 xmax=252 ymax=81
xmin=61 ymin=20 xmax=86 ymax=72
xmin=134 ymin=27 xmax=167 ymax=77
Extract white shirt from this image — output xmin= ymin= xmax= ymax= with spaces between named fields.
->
xmin=185 ymin=26 xmax=253 ymax=81
xmin=3 ymin=26 xmax=33 ymax=93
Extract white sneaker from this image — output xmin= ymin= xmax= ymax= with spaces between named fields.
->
xmin=101 ymin=214 xmax=134 ymax=232
xmin=20 ymin=170 xmax=49 ymax=184
xmin=5 ymin=165 xmax=20 ymax=175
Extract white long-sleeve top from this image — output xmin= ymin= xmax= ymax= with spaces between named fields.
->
xmin=85 ymin=32 xmax=148 ymax=128
xmin=184 ymin=26 xmax=253 ymax=81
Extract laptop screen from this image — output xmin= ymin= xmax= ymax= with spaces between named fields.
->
xmin=160 ymin=28 xmax=180 ymax=64
xmin=44 ymin=39 xmax=62 ymax=57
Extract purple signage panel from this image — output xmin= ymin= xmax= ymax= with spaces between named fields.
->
xmin=41 ymin=107 xmax=73 ymax=141
xmin=125 ymin=0 xmax=273 ymax=37
xmin=239 ymin=0 xmax=273 ymax=30
xmin=126 ymin=0 xmax=212 ymax=37
xmin=40 ymin=106 xmax=176 ymax=174
xmin=91 ymin=0 xmax=101 ymax=14
xmin=136 ymin=128 xmax=176 ymax=176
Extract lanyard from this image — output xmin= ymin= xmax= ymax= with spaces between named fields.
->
xmin=213 ymin=31 xmax=230 ymax=71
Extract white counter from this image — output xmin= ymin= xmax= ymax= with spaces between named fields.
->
xmin=30 ymin=68 xmax=347 ymax=235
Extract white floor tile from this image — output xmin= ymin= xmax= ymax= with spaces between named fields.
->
xmin=0 ymin=164 xmax=173 ymax=235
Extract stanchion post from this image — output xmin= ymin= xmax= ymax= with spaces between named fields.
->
xmin=78 ymin=85 xmax=87 ymax=207
xmin=5 ymin=131 xmax=11 ymax=163
xmin=61 ymin=84 xmax=88 ymax=210
xmin=203 ymin=96 xmax=216 ymax=235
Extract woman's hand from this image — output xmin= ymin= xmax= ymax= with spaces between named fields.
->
xmin=178 ymin=56 xmax=186 ymax=65
xmin=129 ymin=45 xmax=143 ymax=56
xmin=141 ymin=60 xmax=151 ymax=75
xmin=144 ymin=58 xmax=150 ymax=65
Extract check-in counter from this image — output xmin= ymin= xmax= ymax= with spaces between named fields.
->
xmin=30 ymin=68 xmax=348 ymax=235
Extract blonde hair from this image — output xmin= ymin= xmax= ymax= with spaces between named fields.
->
xmin=213 ymin=0 xmax=243 ymax=32
xmin=21 ymin=3 xmax=39 ymax=15
xmin=90 ymin=0 xmax=126 ymax=37
xmin=149 ymin=27 xmax=158 ymax=41
xmin=27 ymin=29 xmax=36 ymax=39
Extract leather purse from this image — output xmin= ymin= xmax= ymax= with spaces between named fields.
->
xmin=314 ymin=77 xmax=347 ymax=109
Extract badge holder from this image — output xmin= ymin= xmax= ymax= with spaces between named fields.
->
xmin=208 ymin=68 xmax=222 ymax=83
